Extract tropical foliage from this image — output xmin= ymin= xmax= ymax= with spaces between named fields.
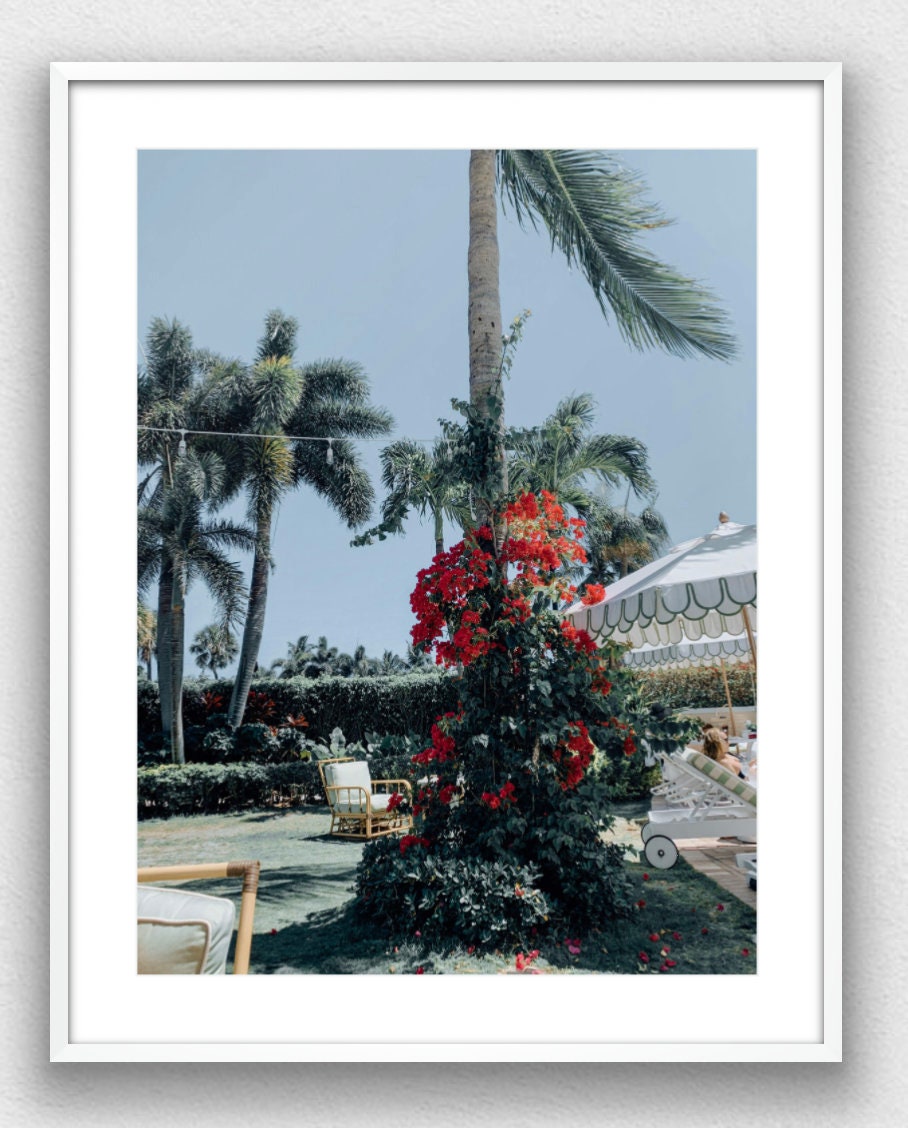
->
xmin=508 ymin=393 xmax=654 ymax=513
xmin=189 ymin=624 xmax=239 ymax=679
xmin=137 ymin=309 xmax=393 ymax=753
xmin=137 ymin=673 xmax=457 ymax=751
xmin=138 ymin=335 xmax=256 ymax=763
xmin=189 ymin=310 xmax=393 ymax=728
xmin=137 ymin=602 xmax=156 ymax=680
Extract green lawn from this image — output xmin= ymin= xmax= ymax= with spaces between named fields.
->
xmin=138 ymin=805 xmax=756 ymax=975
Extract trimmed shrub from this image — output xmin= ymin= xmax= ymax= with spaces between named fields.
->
xmin=138 ymin=673 xmax=456 ymax=746
xmin=630 ymin=664 xmax=755 ymax=710
xmin=356 ymin=836 xmax=549 ymax=950
xmin=137 ymin=761 xmax=322 ymax=819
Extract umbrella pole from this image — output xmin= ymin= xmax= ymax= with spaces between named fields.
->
xmin=741 ymin=605 xmax=757 ymax=674
xmin=719 ymin=658 xmax=737 ymax=736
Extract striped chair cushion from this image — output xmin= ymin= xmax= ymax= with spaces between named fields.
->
xmin=683 ymin=749 xmax=757 ymax=808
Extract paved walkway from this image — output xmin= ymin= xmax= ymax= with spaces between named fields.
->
xmin=605 ymin=813 xmax=757 ymax=909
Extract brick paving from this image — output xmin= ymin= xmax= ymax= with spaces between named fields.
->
xmin=605 ymin=815 xmax=757 ymax=908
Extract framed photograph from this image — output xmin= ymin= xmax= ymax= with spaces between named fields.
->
xmin=51 ymin=62 xmax=841 ymax=1062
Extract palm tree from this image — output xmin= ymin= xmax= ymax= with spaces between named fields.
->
xmin=137 ymin=602 xmax=156 ymax=680
xmin=306 ymin=635 xmax=340 ymax=678
xmin=466 ymin=150 xmax=736 ymax=487
xmin=198 ymin=311 xmax=393 ymax=728
xmin=138 ymin=449 xmax=256 ymax=763
xmin=378 ymin=650 xmax=408 ymax=676
xmin=138 ymin=317 xmax=210 ymax=752
xmin=333 ymin=644 xmax=376 ymax=679
xmin=375 ymin=439 xmax=472 ymax=557
xmin=269 ymin=634 xmax=314 ymax=679
xmin=508 ymin=393 xmax=654 ymax=515
xmin=579 ymin=494 xmax=670 ymax=587
xmin=190 ymin=624 xmax=239 ymax=680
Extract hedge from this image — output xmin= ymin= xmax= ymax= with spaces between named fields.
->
xmin=138 ymin=740 xmax=423 ymax=819
xmin=138 ymin=761 xmax=323 ymax=819
xmin=138 ymin=673 xmax=459 ymax=743
xmin=630 ymin=664 xmax=755 ymax=710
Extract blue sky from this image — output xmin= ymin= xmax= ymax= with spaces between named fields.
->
xmin=138 ymin=149 xmax=755 ymax=674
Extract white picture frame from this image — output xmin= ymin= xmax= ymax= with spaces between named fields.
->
xmin=50 ymin=62 xmax=841 ymax=1062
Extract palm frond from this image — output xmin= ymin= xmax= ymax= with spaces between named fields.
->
xmin=256 ymin=310 xmax=299 ymax=363
xmin=249 ymin=357 xmax=303 ymax=433
xmin=498 ymin=150 xmax=736 ymax=361
xmin=298 ymin=359 xmax=371 ymax=407
xmin=294 ymin=437 xmax=375 ymax=527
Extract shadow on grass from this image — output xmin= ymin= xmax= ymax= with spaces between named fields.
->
xmin=243 ymin=902 xmax=392 ymax=974
xmin=232 ymin=856 xmax=756 ymax=976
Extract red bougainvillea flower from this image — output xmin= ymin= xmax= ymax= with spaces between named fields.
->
xmin=387 ymin=792 xmax=403 ymax=812
xmin=636 ymin=899 xmax=646 ymax=909
xmin=639 ymin=952 xmax=650 ymax=964
xmin=580 ymin=583 xmax=606 ymax=606
xmin=716 ymin=903 xmax=725 ymax=912
xmin=642 ymin=873 xmax=650 ymax=881
xmin=515 ymin=950 xmax=540 ymax=972
xmin=481 ymin=792 xmax=501 ymax=810
xmin=649 ymin=933 xmax=660 ymax=942
xmin=701 ymin=927 xmax=709 ymax=935
xmin=742 ymin=948 xmax=750 ymax=957
xmin=270 ymin=928 xmax=277 ymax=936
xmin=399 ymin=835 xmax=430 ymax=856
xmin=437 ymin=784 xmax=457 ymax=805
xmin=566 ymin=938 xmax=582 ymax=956
xmin=664 ymin=959 xmax=677 ymax=969
xmin=672 ymin=932 xmax=682 ymax=941
xmin=415 ymin=967 xmax=424 ymax=975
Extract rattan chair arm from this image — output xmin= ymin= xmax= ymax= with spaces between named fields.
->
xmin=371 ymin=778 xmax=413 ymax=795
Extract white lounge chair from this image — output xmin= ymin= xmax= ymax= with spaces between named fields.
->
xmin=640 ymin=749 xmax=757 ymax=870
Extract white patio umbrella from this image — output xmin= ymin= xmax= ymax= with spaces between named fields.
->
xmin=566 ymin=515 xmax=757 ymax=735
xmin=622 ymin=630 xmax=753 ymax=670
xmin=623 ymin=630 xmax=756 ymax=735
xmin=566 ymin=516 xmax=757 ymax=659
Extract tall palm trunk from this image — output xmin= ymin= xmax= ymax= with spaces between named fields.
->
xmin=434 ymin=507 xmax=444 ymax=558
xmin=169 ymin=571 xmax=186 ymax=764
xmin=146 ymin=653 xmax=153 ymax=681
xmin=468 ymin=150 xmax=507 ymax=542
xmin=156 ymin=560 xmax=175 ymax=756
xmin=228 ymin=521 xmax=270 ymax=728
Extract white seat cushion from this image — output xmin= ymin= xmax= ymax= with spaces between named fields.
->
xmin=334 ymin=791 xmax=395 ymax=815
xmin=138 ymin=885 xmax=236 ymax=974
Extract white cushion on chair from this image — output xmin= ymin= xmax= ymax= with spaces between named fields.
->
xmin=323 ymin=760 xmax=373 ymax=812
xmin=334 ymin=791 xmax=395 ymax=815
xmin=138 ymin=885 xmax=236 ymax=974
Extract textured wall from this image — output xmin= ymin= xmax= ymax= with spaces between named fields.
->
xmin=1 ymin=0 xmax=903 ymax=1119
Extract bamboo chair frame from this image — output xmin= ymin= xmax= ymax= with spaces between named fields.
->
xmin=138 ymin=860 xmax=261 ymax=975
xmin=317 ymin=757 xmax=413 ymax=839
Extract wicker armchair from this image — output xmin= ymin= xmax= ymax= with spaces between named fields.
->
xmin=317 ymin=757 xmax=412 ymax=839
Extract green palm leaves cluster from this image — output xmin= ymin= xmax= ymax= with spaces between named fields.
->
xmin=267 ymin=634 xmax=422 ymax=680
xmin=138 ymin=310 xmax=392 ymax=762
xmin=495 ymin=150 xmax=736 ymax=362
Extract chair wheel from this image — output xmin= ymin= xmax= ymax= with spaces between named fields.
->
xmin=640 ymin=821 xmax=656 ymax=843
xmin=644 ymin=834 xmax=679 ymax=869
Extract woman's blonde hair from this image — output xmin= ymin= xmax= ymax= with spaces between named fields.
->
xmin=702 ymin=726 xmax=727 ymax=761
